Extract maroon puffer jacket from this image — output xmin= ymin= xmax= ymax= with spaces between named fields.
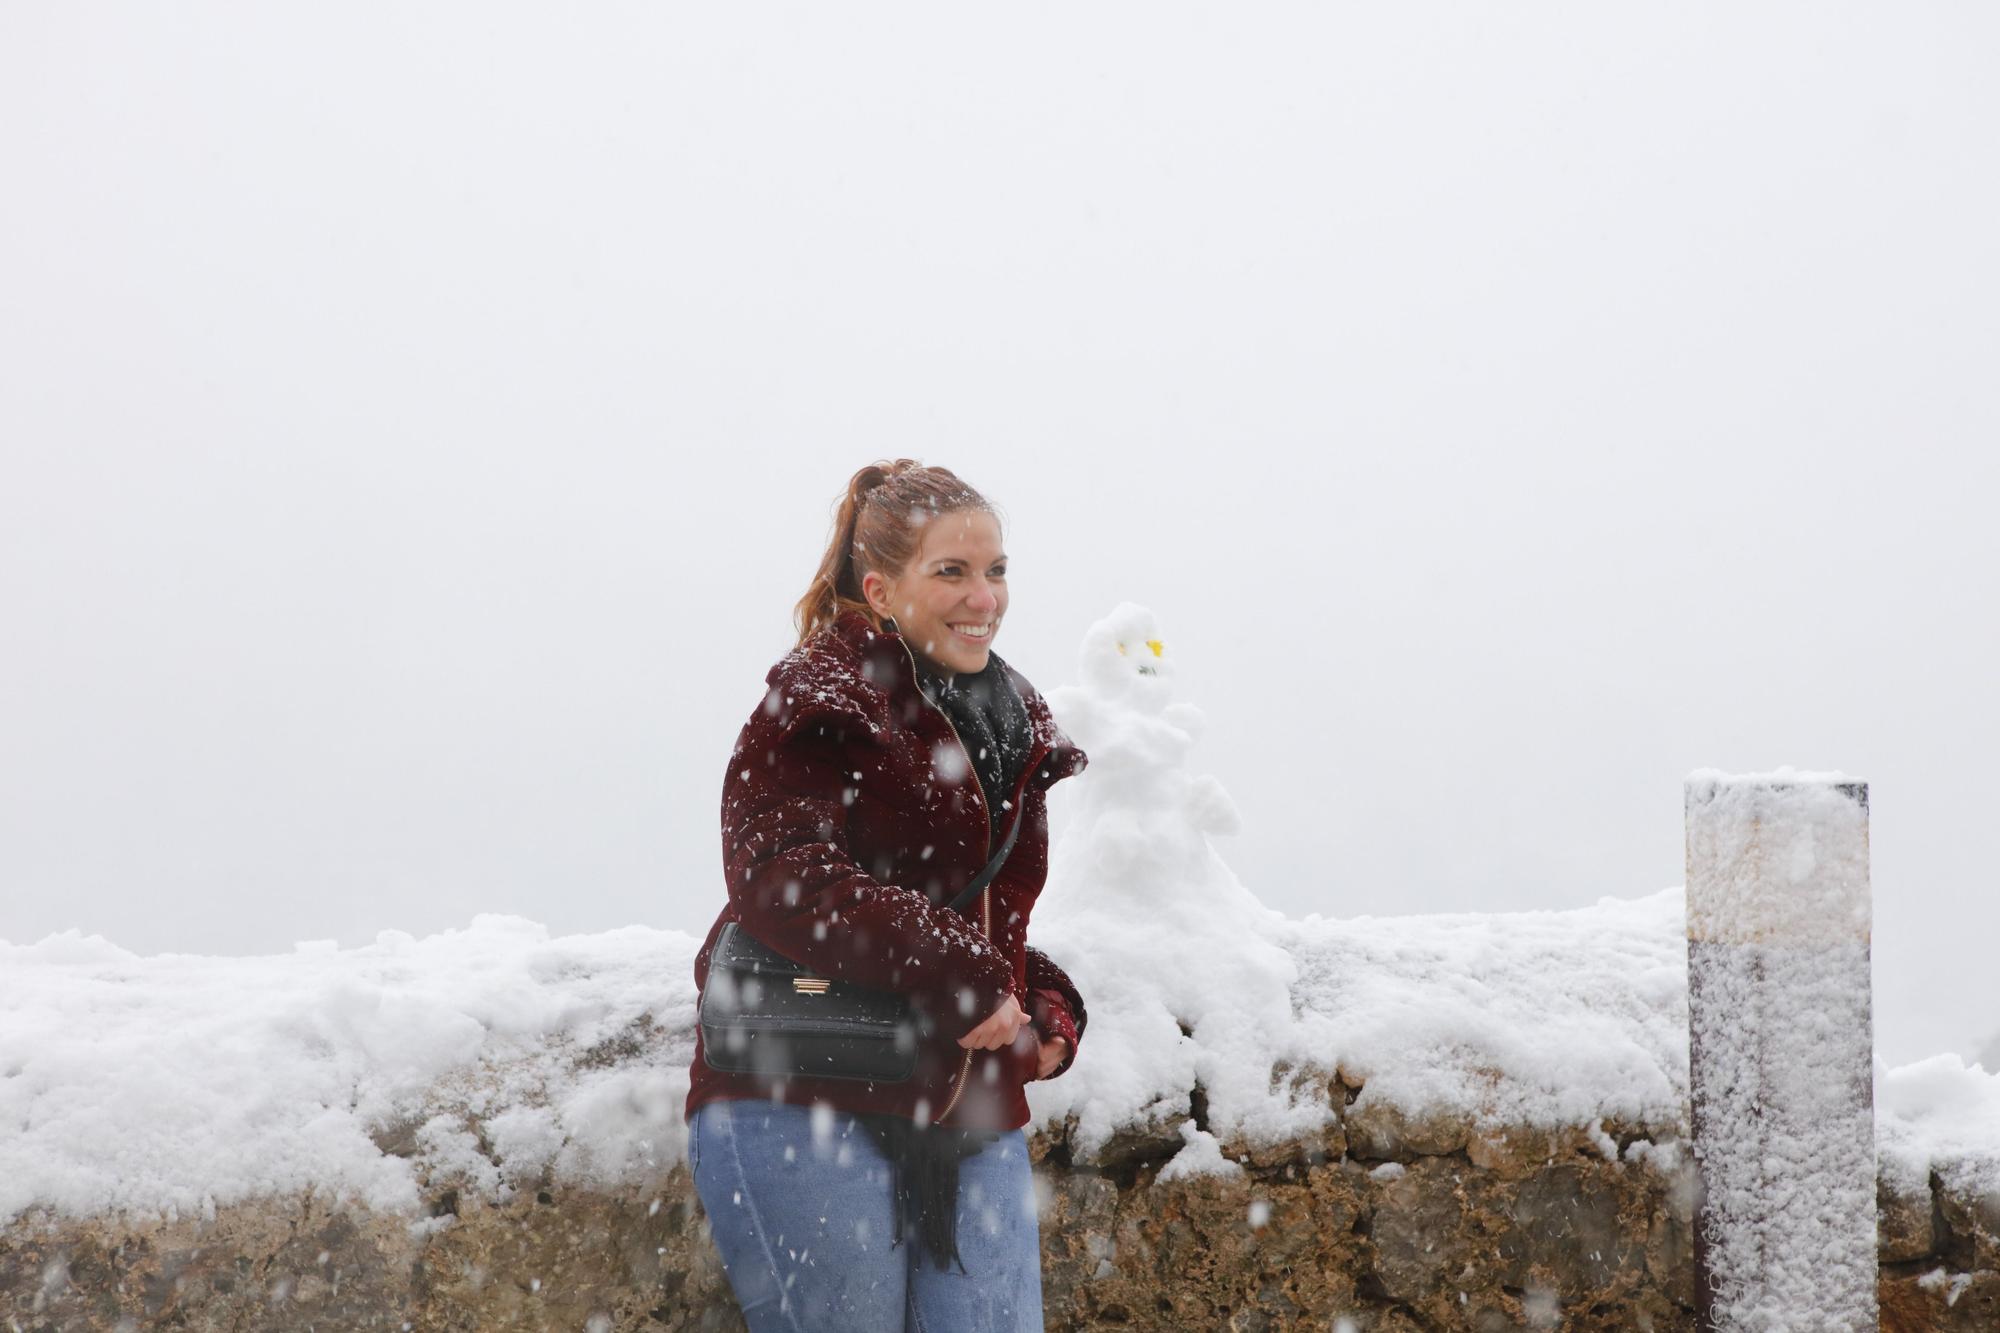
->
xmin=684 ymin=608 xmax=1090 ymax=1133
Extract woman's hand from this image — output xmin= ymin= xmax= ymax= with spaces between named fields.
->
xmin=1035 ymin=1034 xmax=1071 ymax=1080
xmin=958 ymin=994 xmax=1030 ymax=1050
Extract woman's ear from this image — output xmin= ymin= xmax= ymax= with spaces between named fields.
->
xmin=860 ymin=568 xmax=892 ymax=620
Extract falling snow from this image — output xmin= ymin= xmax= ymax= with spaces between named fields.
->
xmin=0 ymin=606 xmax=1992 ymax=1229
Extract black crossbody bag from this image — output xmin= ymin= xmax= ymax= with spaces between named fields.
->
xmin=697 ymin=806 xmax=1025 ymax=1084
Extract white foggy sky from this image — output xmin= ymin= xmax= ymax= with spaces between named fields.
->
xmin=3 ymin=4 xmax=1995 ymax=1067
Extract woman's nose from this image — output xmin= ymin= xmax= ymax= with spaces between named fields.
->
xmin=963 ymin=580 xmax=999 ymax=614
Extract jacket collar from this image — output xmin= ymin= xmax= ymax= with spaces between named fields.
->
xmin=826 ymin=608 xmax=1084 ymax=785
xmin=829 ymin=607 xmax=923 ymax=696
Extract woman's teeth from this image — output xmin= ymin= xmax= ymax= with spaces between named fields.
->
xmin=950 ymin=623 xmax=991 ymax=639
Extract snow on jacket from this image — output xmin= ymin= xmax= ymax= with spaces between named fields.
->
xmin=684 ymin=608 xmax=1091 ymax=1132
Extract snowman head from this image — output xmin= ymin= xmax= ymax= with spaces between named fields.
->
xmin=1079 ymin=602 xmax=1175 ymax=708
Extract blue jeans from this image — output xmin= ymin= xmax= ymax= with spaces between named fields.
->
xmin=688 ymin=1099 xmax=1044 ymax=1332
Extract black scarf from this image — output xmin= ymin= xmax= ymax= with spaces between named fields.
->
xmin=910 ymin=649 xmax=1033 ymax=846
xmin=870 ymin=634 xmax=1034 ymax=1270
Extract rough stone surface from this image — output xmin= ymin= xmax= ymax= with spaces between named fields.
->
xmin=1935 ymin=1175 xmax=2000 ymax=1273
xmin=0 ymin=1167 xmax=744 ymax=1333
xmin=1880 ymin=1269 xmax=2000 ymax=1333
xmin=1344 ymin=1100 xmax=1471 ymax=1161
xmin=3 ymin=1122 xmax=1989 ymax=1331
xmin=1879 ymin=1171 xmax=1938 ymax=1265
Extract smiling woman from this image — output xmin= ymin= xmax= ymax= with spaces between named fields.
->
xmin=865 ymin=507 xmax=1009 ymax=673
xmin=685 ymin=461 xmax=1090 ymax=1333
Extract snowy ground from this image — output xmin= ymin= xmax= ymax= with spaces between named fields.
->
xmin=4 ymin=604 xmax=1994 ymax=1228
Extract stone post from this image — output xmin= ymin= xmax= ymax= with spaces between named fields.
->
xmin=1684 ymin=771 xmax=1878 ymax=1332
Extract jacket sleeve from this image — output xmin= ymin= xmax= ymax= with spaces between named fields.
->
xmin=721 ymin=700 xmax=1017 ymax=1038
xmin=1024 ymin=945 xmax=1087 ymax=1079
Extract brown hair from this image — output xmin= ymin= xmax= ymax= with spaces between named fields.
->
xmin=793 ymin=460 xmax=1000 ymax=645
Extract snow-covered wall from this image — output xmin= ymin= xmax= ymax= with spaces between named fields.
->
xmin=4 ymin=900 xmax=1996 ymax=1331
xmin=0 ymin=889 xmax=1705 ymax=1229
xmin=3 ymin=604 xmax=1997 ymax=1329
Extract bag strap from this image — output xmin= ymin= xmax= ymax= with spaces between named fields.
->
xmin=944 ymin=801 xmax=1024 ymax=915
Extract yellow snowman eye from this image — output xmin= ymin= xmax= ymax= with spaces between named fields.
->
xmin=1147 ymin=639 xmax=1164 ymax=657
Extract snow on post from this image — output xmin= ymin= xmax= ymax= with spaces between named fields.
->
xmin=1683 ymin=770 xmax=1877 ymax=1332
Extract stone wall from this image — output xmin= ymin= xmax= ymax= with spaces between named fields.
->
xmin=6 ymin=1080 xmax=1995 ymax=1332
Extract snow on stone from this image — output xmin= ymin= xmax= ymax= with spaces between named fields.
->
xmin=0 ymin=919 xmax=702 ymax=1226
xmin=1878 ymin=1052 xmax=2000 ymax=1217
xmin=1 ymin=603 xmax=1994 ymax=1224
xmin=1916 ymin=1265 xmax=1977 ymax=1309
xmin=1154 ymin=1120 xmax=1243 ymax=1183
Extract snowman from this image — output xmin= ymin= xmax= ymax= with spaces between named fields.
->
xmin=1030 ymin=603 xmax=1328 ymax=1168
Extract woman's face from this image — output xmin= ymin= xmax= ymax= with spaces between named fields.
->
xmin=862 ymin=508 xmax=1008 ymax=676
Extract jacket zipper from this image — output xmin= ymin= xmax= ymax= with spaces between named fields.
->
xmin=890 ymin=631 xmax=1035 ymax=1126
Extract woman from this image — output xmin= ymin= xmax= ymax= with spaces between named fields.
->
xmin=685 ymin=460 xmax=1090 ymax=1333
